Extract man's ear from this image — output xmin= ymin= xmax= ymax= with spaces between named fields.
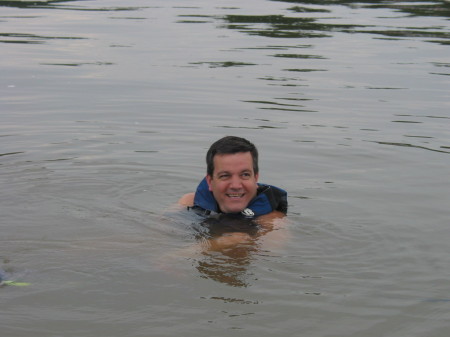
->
xmin=206 ymin=175 xmax=213 ymax=191
xmin=255 ymin=173 xmax=259 ymax=183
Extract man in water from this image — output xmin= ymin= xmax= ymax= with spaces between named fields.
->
xmin=178 ymin=136 xmax=287 ymax=249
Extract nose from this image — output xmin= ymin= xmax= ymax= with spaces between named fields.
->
xmin=229 ymin=175 xmax=243 ymax=189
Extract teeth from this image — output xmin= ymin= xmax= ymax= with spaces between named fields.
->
xmin=227 ymin=194 xmax=242 ymax=197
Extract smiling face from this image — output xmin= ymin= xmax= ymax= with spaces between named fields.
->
xmin=206 ymin=152 xmax=259 ymax=214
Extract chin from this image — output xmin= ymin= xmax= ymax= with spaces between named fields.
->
xmin=227 ymin=208 xmax=243 ymax=214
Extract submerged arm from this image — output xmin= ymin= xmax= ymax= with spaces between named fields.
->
xmin=177 ymin=192 xmax=288 ymax=251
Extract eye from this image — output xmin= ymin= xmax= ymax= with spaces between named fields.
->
xmin=218 ymin=173 xmax=230 ymax=180
xmin=241 ymin=172 xmax=252 ymax=179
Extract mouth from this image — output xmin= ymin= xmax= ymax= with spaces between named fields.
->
xmin=226 ymin=193 xmax=244 ymax=199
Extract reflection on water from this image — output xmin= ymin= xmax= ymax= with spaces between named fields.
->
xmin=196 ymin=248 xmax=256 ymax=288
xmin=372 ymin=140 xmax=450 ymax=154
xmin=0 ymin=0 xmax=147 ymax=11
xmin=189 ymin=214 xmax=263 ymax=287
xmin=222 ymin=1 xmax=450 ymax=42
xmin=0 ymin=32 xmax=87 ymax=44
xmin=0 ymin=0 xmax=72 ymax=9
xmin=190 ymin=61 xmax=257 ymax=68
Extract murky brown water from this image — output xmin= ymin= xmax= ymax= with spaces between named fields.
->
xmin=1 ymin=0 xmax=449 ymax=336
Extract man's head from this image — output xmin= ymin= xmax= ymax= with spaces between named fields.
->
xmin=206 ymin=136 xmax=259 ymax=176
xmin=205 ymin=136 xmax=259 ymax=213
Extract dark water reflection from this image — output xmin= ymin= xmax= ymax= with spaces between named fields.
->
xmin=0 ymin=0 xmax=146 ymax=11
xmin=0 ymin=32 xmax=87 ymax=45
xmin=170 ymin=212 xmax=266 ymax=288
xmin=222 ymin=0 xmax=450 ymax=42
xmin=196 ymin=249 xmax=255 ymax=288
xmin=273 ymin=0 xmax=450 ymax=17
xmin=0 ymin=0 xmax=72 ymax=8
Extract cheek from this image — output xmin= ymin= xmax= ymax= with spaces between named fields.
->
xmin=208 ymin=180 xmax=223 ymax=193
xmin=245 ymin=180 xmax=257 ymax=188
xmin=247 ymin=181 xmax=258 ymax=194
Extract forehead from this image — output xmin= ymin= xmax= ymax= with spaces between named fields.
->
xmin=213 ymin=152 xmax=253 ymax=172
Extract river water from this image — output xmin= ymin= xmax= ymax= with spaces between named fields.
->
xmin=1 ymin=0 xmax=449 ymax=336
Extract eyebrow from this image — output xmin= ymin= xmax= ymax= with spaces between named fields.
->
xmin=216 ymin=169 xmax=252 ymax=175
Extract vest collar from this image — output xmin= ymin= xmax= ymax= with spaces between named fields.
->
xmin=192 ymin=177 xmax=273 ymax=218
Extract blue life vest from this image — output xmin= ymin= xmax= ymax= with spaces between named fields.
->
xmin=191 ymin=178 xmax=288 ymax=218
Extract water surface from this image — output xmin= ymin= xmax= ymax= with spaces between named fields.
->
xmin=1 ymin=0 xmax=449 ymax=336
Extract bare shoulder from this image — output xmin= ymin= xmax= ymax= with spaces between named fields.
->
xmin=178 ymin=192 xmax=195 ymax=207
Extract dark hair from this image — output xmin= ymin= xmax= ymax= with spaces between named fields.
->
xmin=206 ymin=136 xmax=259 ymax=176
